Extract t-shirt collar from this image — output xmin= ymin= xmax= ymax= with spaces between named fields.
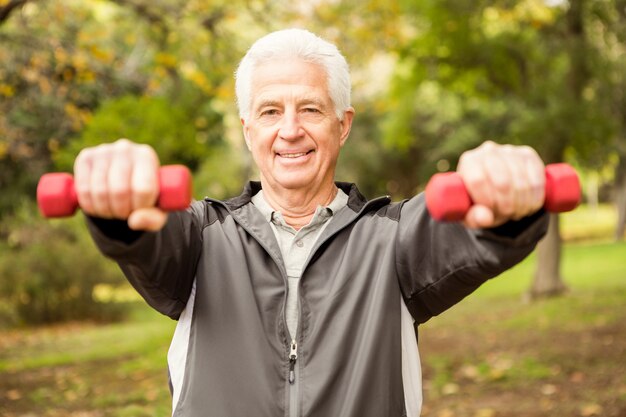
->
xmin=251 ymin=187 xmax=349 ymax=224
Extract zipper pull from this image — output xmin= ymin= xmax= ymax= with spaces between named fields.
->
xmin=288 ymin=339 xmax=298 ymax=385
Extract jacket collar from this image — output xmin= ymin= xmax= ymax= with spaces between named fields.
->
xmin=223 ymin=181 xmax=372 ymax=213
xmin=206 ymin=181 xmax=391 ymax=276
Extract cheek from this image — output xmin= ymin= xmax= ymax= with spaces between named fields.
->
xmin=250 ymin=141 xmax=274 ymax=167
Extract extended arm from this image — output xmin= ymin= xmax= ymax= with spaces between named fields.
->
xmin=74 ymin=139 xmax=204 ymax=319
xmin=396 ymin=142 xmax=550 ymax=323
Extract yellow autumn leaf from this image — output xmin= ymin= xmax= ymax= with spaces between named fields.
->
xmin=437 ymin=408 xmax=454 ymax=417
xmin=90 ymin=45 xmax=113 ymax=63
xmin=474 ymin=408 xmax=496 ymax=417
xmin=155 ymin=52 xmax=178 ymax=68
xmin=0 ymin=83 xmax=15 ymax=97
xmin=580 ymin=403 xmax=603 ymax=417
xmin=0 ymin=141 xmax=8 ymax=159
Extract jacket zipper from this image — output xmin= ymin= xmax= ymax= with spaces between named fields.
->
xmin=287 ymin=333 xmax=299 ymax=417
xmin=289 ymin=339 xmax=298 ymax=384
xmin=207 ymin=194 xmax=391 ymax=417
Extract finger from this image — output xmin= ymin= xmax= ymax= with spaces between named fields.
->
xmin=130 ymin=145 xmax=160 ymax=211
xmin=74 ymin=150 xmax=95 ymax=214
xmin=524 ymin=150 xmax=546 ymax=214
xmin=486 ymin=150 xmax=516 ymax=220
xmin=108 ymin=152 xmax=133 ymax=219
xmin=127 ymin=208 xmax=168 ymax=231
xmin=458 ymin=155 xmax=495 ymax=210
xmin=502 ymin=146 xmax=545 ymax=220
xmin=89 ymin=147 xmax=113 ymax=218
xmin=503 ymin=149 xmax=529 ymax=220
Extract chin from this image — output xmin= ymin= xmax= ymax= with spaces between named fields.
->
xmin=276 ymin=179 xmax=314 ymax=190
xmin=272 ymin=174 xmax=317 ymax=191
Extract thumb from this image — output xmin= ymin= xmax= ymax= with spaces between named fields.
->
xmin=463 ymin=205 xmax=496 ymax=229
xmin=127 ymin=207 xmax=168 ymax=231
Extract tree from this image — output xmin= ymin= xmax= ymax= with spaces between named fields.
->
xmin=590 ymin=0 xmax=626 ymax=240
xmin=0 ymin=0 xmax=284 ymax=326
xmin=382 ymin=0 xmax=615 ymax=299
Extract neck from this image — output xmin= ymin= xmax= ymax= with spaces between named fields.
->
xmin=261 ymin=180 xmax=338 ymax=230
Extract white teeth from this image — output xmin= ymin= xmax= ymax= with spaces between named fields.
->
xmin=280 ymin=152 xmax=308 ymax=158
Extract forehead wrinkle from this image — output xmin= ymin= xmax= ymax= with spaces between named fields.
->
xmin=254 ymin=98 xmax=281 ymax=110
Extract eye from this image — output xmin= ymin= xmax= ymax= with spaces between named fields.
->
xmin=260 ymin=108 xmax=279 ymax=117
xmin=303 ymin=107 xmax=320 ymax=113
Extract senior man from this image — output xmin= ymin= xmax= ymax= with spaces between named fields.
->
xmin=78 ymin=29 xmax=548 ymax=417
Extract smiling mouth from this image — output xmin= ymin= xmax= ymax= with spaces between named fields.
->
xmin=278 ymin=150 xmax=313 ymax=158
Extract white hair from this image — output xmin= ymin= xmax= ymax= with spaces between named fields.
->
xmin=235 ymin=28 xmax=352 ymax=122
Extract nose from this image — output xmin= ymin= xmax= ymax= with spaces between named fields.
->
xmin=278 ymin=110 xmax=304 ymax=141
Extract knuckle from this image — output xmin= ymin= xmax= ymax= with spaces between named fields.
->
xmin=132 ymin=184 xmax=157 ymax=202
xmin=91 ymin=184 xmax=108 ymax=201
xmin=75 ymin=148 xmax=89 ymax=164
xmin=458 ymin=152 xmax=478 ymax=172
xmin=135 ymin=144 xmax=158 ymax=161
xmin=501 ymin=144 xmax=516 ymax=155
xmin=491 ymin=176 xmax=512 ymax=194
xmin=519 ymin=145 xmax=536 ymax=156
xmin=530 ymin=179 xmax=545 ymax=195
xmin=94 ymin=142 xmax=112 ymax=154
xmin=74 ymin=148 xmax=95 ymax=171
xmin=115 ymin=138 xmax=132 ymax=146
xmin=113 ymin=138 xmax=133 ymax=153
xmin=109 ymin=182 xmax=131 ymax=200
xmin=74 ymin=182 xmax=91 ymax=196
xmin=463 ymin=172 xmax=488 ymax=191
xmin=480 ymin=140 xmax=496 ymax=150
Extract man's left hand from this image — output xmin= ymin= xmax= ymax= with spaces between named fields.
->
xmin=457 ymin=141 xmax=546 ymax=229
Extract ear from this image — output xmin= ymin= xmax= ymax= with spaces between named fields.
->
xmin=241 ymin=118 xmax=252 ymax=151
xmin=338 ymin=107 xmax=355 ymax=147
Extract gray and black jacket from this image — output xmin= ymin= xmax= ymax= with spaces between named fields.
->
xmin=87 ymin=181 xmax=548 ymax=417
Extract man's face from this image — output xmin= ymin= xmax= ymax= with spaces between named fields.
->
xmin=242 ymin=59 xmax=354 ymax=193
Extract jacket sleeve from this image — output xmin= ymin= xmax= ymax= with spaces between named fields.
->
xmin=395 ymin=193 xmax=549 ymax=324
xmin=85 ymin=201 xmax=206 ymax=320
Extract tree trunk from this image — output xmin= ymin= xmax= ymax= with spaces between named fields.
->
xmin=615 ymin=152 xmax=626 ymax=241
xmin=527 ymin=0 xmax=588 ymax=301
xmin=526 ymin=213 xmax=568 ymax=300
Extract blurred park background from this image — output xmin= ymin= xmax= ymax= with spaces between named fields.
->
xmin=0 ymin=0 xmax=625 ymax=416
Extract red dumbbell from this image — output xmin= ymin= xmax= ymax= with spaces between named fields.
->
xmin=37 ymin=165 xmax=192 ymax=218
xmin=425 ymin=163 xmax=581 ymax=222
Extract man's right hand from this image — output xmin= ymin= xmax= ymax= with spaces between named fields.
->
xmin=73 ymin=139 xmax=168 ymax=231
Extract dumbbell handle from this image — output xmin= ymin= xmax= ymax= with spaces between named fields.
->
xmin=37 ymin=165 xmax=192 ymax=218
xmin=425 ymin=163 xmax=581 ymax=222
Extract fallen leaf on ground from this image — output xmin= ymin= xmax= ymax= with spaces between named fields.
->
xmin=580 ymin=403 xmax=603 ymax=416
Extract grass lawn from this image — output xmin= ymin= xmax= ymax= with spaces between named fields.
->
xmin=418 ymin=240 xmax=626 ymax=417
xmin=0 ymin=306 xmax=175 ymax=417
xmin=0 ymin=205 xmax=625 ymax=416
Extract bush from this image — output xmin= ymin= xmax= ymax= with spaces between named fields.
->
xmin=54 ymin=92 xmax=224 ymax=172
xmin=0 ymin=203 xmax=128 ymax=327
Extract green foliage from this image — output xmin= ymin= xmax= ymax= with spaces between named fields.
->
xmin=54 ymin=93 xmax=223 ymax=171
xmin=0 ymin=203 xmax=127 ymax=327
xmin=385 ymin=0 xmax=616 ymax=168
xmin=0 ymin=1 xmax=145 ymax=215
xmin=194 ymin=143 xmax=250 ymax=199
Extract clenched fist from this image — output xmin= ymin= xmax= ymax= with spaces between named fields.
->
xmin=73 ymin=139 xmax=168 ymax=231
xmin=457 ymin=141 xmax=546 ymax=229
